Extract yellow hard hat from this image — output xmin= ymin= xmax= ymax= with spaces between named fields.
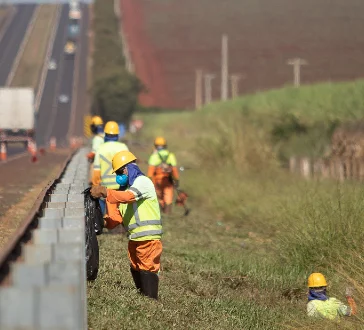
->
xmin=154 ymin=136 xmax=166 ymax=146
xmin=91 ymin=116 xmax=103 ymax=126
xmin=112 ymin=150 xmax=137 ymax=173
xmin=307 ymin=273 xmax=327 ymax=288
xmin=104 ymin=121 xmax=119 ymax=135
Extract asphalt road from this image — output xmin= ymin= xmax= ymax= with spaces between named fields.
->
xmin=0 ymin=4 xmax=36 ymax=86
xmin=0 ymin=4 xmax=89 ymax=158
xmin=36 ymin=4 xmax=89 ymax=148
xmin=0 ymin=4 xmax=36 ymax=157
xmin=74 ymin=3 xmax=89 ymax=137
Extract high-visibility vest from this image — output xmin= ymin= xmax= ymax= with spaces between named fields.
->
xmin=119 ymin=176 xmax=162 ymax=241
xmin=148 ymin=149 xmax=177 ymax=180
xmin=307 ymin=298 xmax=350 ymax=320
xmin=91 ymin=134 xmax=104 ymax=153
xmin=148 ymin=149 xmax=177 ymax=167
xmin=94 ymin=141 xmax=128 ymax=189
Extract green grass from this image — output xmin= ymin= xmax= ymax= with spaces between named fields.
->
xmin=88 ymin=81 xmax=364 ymax=328
xmin=11 ymin=5 xmax=58 ymax=88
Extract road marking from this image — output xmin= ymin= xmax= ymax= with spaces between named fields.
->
xmin=66 ymin=4 xmax=84 ymax=141
xmin=6 ymin=5 xmax=40 ymax=86
xmin=34 ymin=4 xmax=62 ymax=113
xmin=0 ymin=5 xmax=17 ymax=46
xmin=44 ymin=7 xmax=70 ymax=145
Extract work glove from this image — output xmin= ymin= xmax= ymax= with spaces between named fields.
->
xmin=87 ymin=152 xmax=95 ymax=162
xmin=91 ymin=185 xmax=107 ymax=198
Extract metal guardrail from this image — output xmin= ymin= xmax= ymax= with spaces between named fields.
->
xmin=0 ymin=147 xmax=89 ymax=330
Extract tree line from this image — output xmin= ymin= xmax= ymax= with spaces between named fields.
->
xmin=91 ymin=0 xmax=143 ymax=125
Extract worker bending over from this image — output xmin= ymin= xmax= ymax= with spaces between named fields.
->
xmin=91 ymin=151 xmax=162 ymax=300
xmin=92 ymin=121 xmax=128 ymax=215
xmin=147 ymin=137 xmax=179 ymax=214
xmin=307 ymin=273 xmax=357 ymax=320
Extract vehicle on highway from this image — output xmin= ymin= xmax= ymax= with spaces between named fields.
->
xmin=64 ymin=41 xmax=76 ymax=55
xmin=0 ymin=88 xmax=35 ymax=140
xmin=48 ymin=59 xmax=57 ymax=70
xmin=68 ymin=23 xmax=80 ymax=40
xmin=59 ymin=95 xmax=69 ymax=103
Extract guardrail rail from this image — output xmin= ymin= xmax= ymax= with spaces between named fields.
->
xmin=0 ymin=147 xmax=89 ymax=330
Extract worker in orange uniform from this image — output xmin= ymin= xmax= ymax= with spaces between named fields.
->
xmin=91 ymin=150 xmax=162 ymax=300
xmin=307 ymin=273 xmax=357 ymax=320
xmin=147 ymin=137 xmax=179 ymax=214
xmin=92 ymin=121 xmax=128 ymax=215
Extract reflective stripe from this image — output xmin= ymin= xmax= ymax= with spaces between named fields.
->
xmin=125 ymin=201 xmax=162 ymax=231
xmin=129 ymin=229 xmax=163 ymax=239
xmin=129 ymin=187 xmax=142 ymax=198
xmin=100 ymin=154 xmax=113 ymax=175
xmin=101 ymin=174 xmax=115 ymax=180
xmin=127 ymin=220 xmax=163 ymax=230
xmin=94 ymin=165 xmax=101 ymax=169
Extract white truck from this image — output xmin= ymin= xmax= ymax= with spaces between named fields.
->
xmin=0 ymin=88 xmax=35 ymax=140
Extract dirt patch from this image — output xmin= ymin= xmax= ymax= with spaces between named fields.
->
xmin=119 ymin=0 xmax=172 ymax=108
xmin=122 ymin=0 xmax=364 ymax=109
xmin=0 ymin=149 xmax=71 ymax=250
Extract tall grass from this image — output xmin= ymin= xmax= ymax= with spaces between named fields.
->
xmin=89 ymin=81 xmax=364 ymax=328
xmin=134 ymin=93 xmax=364 ymax=327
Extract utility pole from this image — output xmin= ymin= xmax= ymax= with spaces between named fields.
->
xmin=287 ymin=58 xmax=308 ymax=87
xmin=195 ymin=69 xmax=203 ymax=110
xmin=221 ymin=34 xmax=229 ymax=101
xmin=229 ymin=74 xmax=241 ymax=99
xmin=204 ymin=74 xmax=216 ymax=105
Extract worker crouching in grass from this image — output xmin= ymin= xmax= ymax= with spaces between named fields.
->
xmin=91 ymin=151 xmax=162 ymax=300
xmin=307 ymin=273 xmax=357 ymax=320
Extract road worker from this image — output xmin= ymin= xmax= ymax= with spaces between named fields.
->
xmin=92 ymin=121 xmax=128 ymax=215
xmin=307 ymin=273 xmax=357 ymax=320
xmin=90 ymin=150 xmax=162 ymax=300
xmin=87 ymin=115 xmax=104 ymax=162
xmin=147 ymin=137 xmax=179 ymax=214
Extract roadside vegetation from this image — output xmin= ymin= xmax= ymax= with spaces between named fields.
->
xmin=91 ymin=0 xmax=142 ymax=125
xmin=88 ymin=80 xmax=364 ymax=329
xmin=11 ymin=5 xmax=58 ymax=89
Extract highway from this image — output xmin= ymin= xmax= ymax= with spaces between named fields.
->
xmin=36 ymin=4 xmax=89 ymax=147
xmin=0 ymin=4 xmax=36 ymax=86
xmin=0 ymin=4 xmax=89 ymax=158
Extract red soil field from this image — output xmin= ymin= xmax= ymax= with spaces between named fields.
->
xmin=121 ymin=0 xmax=364 ymax=109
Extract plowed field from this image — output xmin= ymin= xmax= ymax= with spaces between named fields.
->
xmin=120 ymin=0 xmax=364 ymax=109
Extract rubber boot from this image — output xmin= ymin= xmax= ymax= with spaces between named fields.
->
xmin=130 ymin=267 xmax=142 ymax=292
xmin=140 ymin=271 xmax=159 ymax=300
xmin=164 ymin=204 xmax=172 ymax=215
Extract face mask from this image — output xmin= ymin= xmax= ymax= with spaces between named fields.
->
xmin=116 ymin=174 xmax=128 ymax=186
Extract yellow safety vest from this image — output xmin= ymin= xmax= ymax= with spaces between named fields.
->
xmin=92 ymin=134 xmax=104 ymax=153
xmin=94 ymin=141 xmax=129 ymax=189
xmin=119 ymin=176 xmax=162 ymax=241
xmin=148 ymin=149 xmax=177 ymax=167
xmin=307 ymin=298 xmax=350 ymax=320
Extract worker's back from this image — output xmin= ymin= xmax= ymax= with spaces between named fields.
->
xmin=148 ymin=149 xmax=177 ymax=183
xmin=307 ymin=298 xmax=350 ymax=320
xmin=92 ymin=134 xmax=104 ymax=153
xmin=94 ymin=141 xmax=129 ymax=189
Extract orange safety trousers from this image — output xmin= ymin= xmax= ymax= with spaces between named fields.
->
xmin=128 ymin=240 xmax=162 ymax=273
xmin=154 ymin=177 xmax=174 ymax=207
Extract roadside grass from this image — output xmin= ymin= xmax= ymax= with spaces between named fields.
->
xmin=88 ymin=81 xmax=364 ymax=328
xmin=10 ymin=5 xmax=58 ymax=88
xmin=202 ymin=79 xmax=364 ymax=160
